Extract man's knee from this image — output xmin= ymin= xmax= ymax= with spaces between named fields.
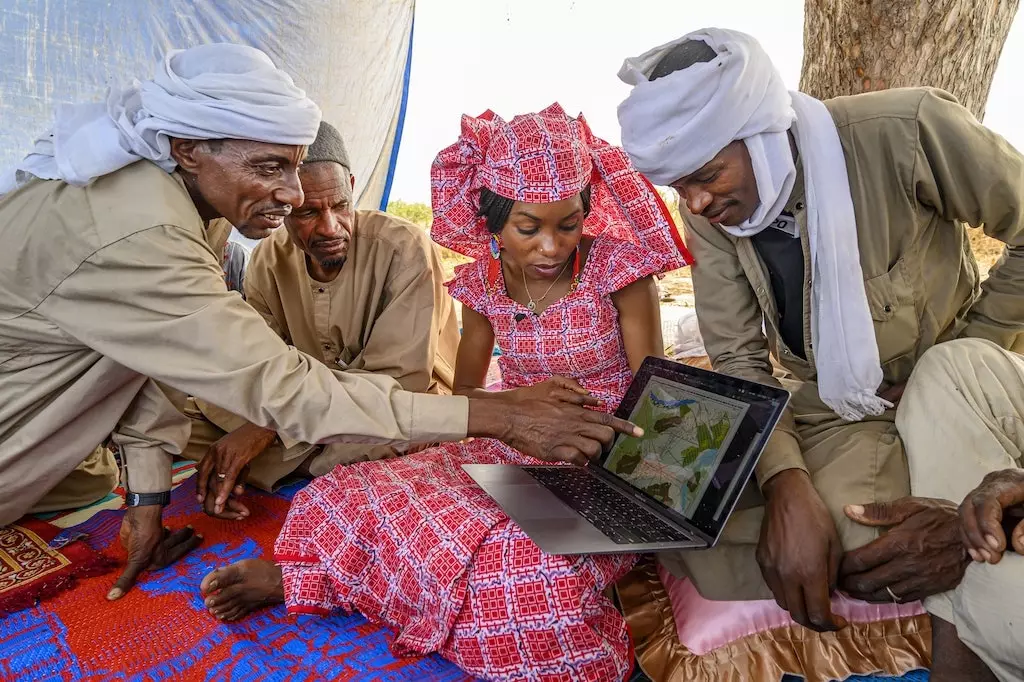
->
xmin=952 ymin=555 xmax=1024 ymax=676
xmin=905 ymin=338 xmax=999 ymax=399
xmin=32 ymin=445 xmax=119 ymax=513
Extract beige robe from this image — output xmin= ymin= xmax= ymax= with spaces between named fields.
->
xmin=30 ymin=217 xmax=237 ymax=514
xmin=665 ymin=88 xmax=1024 ymax=599
xmin=0 ymin=160 xmax=468 ymax=527
xmin=186 ymin=210 xmax=462 ymax=488
xmin=898 ymin=338 xmax=1023 ymax=682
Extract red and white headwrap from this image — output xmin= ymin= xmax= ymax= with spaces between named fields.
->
xmin=430 ymin=102 xmax=692 ymax=269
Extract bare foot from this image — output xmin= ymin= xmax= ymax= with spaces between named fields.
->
xmin=200 ymin=559 xmax=283 ymax=622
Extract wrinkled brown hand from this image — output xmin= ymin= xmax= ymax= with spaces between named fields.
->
xmin=757 ymin=469 xmax=848 ymax=632
xmin=959 ymin=468 xmax=1024 ymax=563
xmin=492 ymin=377 xmax=641 ymax=465
xmin=196 ymin=423 xmax=276 ymax=519
xmin=839 ymin=497 xmax=969 ymax=603
xmin=109 ymin=505 xmax=202 ymax=600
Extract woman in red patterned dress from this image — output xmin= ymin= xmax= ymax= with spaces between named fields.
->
xmin=202 ymin=104 xmax=691 ymax=681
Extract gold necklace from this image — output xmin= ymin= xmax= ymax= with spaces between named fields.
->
xmin=520 ymin=257 xmax=572 ymax=312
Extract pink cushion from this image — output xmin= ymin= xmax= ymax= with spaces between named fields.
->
xmin=657 ymin=563 xmax=926 ymax=655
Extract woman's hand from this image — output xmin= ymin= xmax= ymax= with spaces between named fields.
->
xmin=508 ymin=376 xmax=602 ymax=408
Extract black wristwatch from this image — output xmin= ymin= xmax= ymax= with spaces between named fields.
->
xmin=125 ymin=491 xmax=171 ymax=508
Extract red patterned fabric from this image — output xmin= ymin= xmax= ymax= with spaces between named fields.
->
xmin=430 ymin=102 xmax=692 ymax=268
xmin=0 ymin=517 xmax=116 ymax=615
xmin=451 ymin=236 xmax=662 ymax=407
xmin=275 ymin=104 xmax=690 ymax=681
xmin=275 ymin=234 xmax=667 ymax=681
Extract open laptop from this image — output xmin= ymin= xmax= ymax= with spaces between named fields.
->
xmin=463 ymin=356 xmax=790 ymax=554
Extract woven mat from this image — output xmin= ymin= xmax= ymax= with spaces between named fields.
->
xmin=4 ymin=422 xmax=929 ymax=682
xmin=1 ymin=474 xmax=474 ymax=681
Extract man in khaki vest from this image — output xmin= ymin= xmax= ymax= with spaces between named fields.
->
xmin=183 ymin=122 xmax=461 ymax=492
xmin=617 ymin=29 xmax=1024 ymax=679
xmin=0 ymin=44 xmax=637 ymax=605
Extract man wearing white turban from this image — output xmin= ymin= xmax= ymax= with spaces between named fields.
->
xmin=0 ymin=44 xmax=638 ymax=605
xmin=618 ymin=29 xmax=1024 ymax=680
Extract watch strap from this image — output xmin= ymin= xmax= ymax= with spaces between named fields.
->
xmin=125 ymin=491 xmax=171 ymax=507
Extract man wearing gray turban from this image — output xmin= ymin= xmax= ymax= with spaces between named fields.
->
xmin=0 ymin=44 xmax=638 ymax=605
xmin=618 ymin=28 xmax=1024 ymax=680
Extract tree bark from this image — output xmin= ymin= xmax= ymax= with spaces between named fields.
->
xmin=800 ymin=0 xmax=1019 ymax=120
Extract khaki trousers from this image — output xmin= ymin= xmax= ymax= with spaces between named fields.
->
xmin=0 ymin=360 xmax=188 ymax=526
xmin=661 ymin=375 xmax=910 ymax=601
xmin=29 ymin=445 xmax=119 ymax=514
xmin=898 ymin=338 xmax=1024 ymax=682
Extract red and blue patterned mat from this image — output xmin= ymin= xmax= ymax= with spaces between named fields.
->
xmin=1 ymin=470 xmax=929 ymax=681
xmin=0 ymin=476 xmax=473 ymax=681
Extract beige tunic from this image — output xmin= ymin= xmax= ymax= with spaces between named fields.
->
xmin=0 ymin=160 xmax=468 ymax=526
xmin=190 ymin=210 xmax=462 ymax=487
xmin=664 ymin=88 xmax=1024 ymax=598
xmin=898 ymin=338 xmax=1024 ymax=682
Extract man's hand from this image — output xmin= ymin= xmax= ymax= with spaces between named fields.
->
xmin=109 ymin=505 xmax=202 ymax=601
xmin=839 ymin=497 xmax=969 ymax=603
xmin=878 ymin=382 xmax=906 ymax=407
xmin=472 ymin=386 xmax=642 ymax=465
xmin=959 ymin=469 xmax=1024 ymax=563
xmin=196 ymin=423 xmax=276 ymax=519
xmin=757 ymin=469 xmax=848 ymax=632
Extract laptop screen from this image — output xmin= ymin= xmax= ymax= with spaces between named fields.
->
xmin=598 ymin=357 xmax=789 ymax=541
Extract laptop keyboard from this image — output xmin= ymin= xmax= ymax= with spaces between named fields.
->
xmin=522 ymin=467 xmax=695 ymax=545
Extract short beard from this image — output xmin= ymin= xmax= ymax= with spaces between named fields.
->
xmin=318 ymin=256 xmax=347 ymax=271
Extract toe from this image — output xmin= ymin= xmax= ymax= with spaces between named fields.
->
xmin=222 ymin=606 xmax=246 ymax=622
xmin=201 ymin=562 xmax=247 ymax=596
xmin=206 ymin=587 xmax=240 ymax=611
xmin=210 ymin=583 xmax=250 ymax=610
xmin=200 ymin=567 xmax=225 ymax=595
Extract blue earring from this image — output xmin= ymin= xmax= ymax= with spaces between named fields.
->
xmin=489 ymin=234 xmax=501 ymax=260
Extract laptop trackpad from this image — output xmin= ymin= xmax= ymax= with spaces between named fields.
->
xmin=496 ymin=485 xmax=579 ymax=521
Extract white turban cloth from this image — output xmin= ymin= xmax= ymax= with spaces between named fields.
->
xmin=0 ymin=43 xmax=322 ymax=195
xmin=618 ymin=28 xmax=890 ymax=422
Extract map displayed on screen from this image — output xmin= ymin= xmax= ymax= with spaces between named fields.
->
xmin=604 ymin=376 xmax=750 ymax=517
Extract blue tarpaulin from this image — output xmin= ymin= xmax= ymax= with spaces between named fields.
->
xmin=0 ymin=0 xmax=415 ymax=210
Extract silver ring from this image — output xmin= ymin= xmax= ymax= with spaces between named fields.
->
xmin=217 ymin=472 xmax=227 ymax=480
xmin=885 ymin=586 xmax=902 ymax=603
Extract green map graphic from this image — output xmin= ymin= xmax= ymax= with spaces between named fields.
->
xmin=605 ymin=381 xmax=748 ymax=516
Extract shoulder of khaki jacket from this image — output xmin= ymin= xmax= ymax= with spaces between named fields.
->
xmin=0 ymin=161 xmax=209 ymax=318
xmin=824 ymin=88 xmax=940 ymax=206
xmin=87 ymin=161 xmax=208 ymax=247
xmin=824 ymin=86 xmax=943 ymax=129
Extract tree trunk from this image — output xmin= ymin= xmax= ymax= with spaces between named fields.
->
xmin=800 ymin=0 xmax=1019 ymax=120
